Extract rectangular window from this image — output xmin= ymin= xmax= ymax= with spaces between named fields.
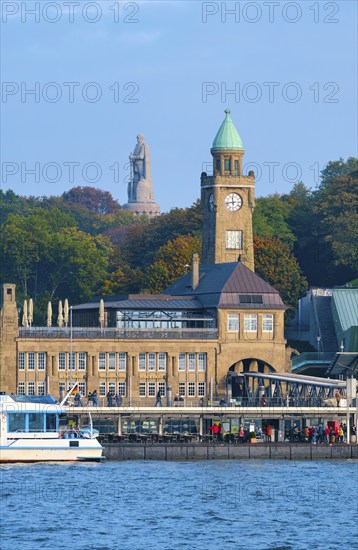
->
xmin=224 ymin=159 xmax=230 ymax=171
xmin=139 ymin=382 xmax=146 ymax=397
xmin=179 ymin=382 xmax=186 ymax=397
xmin=226 ymin=230 xmax=242 ymax=250
xmin=148 ymin=353 xmax=156 ymax=371
xmin=8 ymin=413 xmax=26 ymax=432
xmin=228 ymin=314 xmax=239 ymax=332
xmin=108 ymin=382 xmax=116 ymax=395
xmin=158 ymin=353 xmax=167 ymax=371
xmin=59 ymin=382 xmax=66 ymax=395
xmin=78 ymin=352 xmax=86 ymax=371
xmin=28 ymin=352 xmax=35 ymax=370
xmin=118 ymin=382 xmax=126 ymax=397
xmin=198 ymin=382 xmax=206 ymax=397
xmin=28 ymin=381 xmax=35 ymax=395
xmin=69 ymin=352 xmax=76 ymax=371
xmin=188 ymin=382 xmax=195 ymax=397
xmin=148 ymin=382 xmax=156 ymax=396
xmin=19 ymin=352 xmax=25 ymax=370
xmin=18 ymin=382 xmax=25 ymax=395
xmin=234 ymin=160 xmax=239 ymax=175
xmin=99 ymin=382 xmax=106 ymax=396
xmin=262 ymin=314 xmax=274 ymax=332
xmin=178 ymin=353 xmax=186 ymax=371
xmin=244 ymin=314 xmax=258 ymax=332
xmin=158 ymin=382 xmax=166 ymax=396
xmin=188 ymin=353 xmax=196 ymax=371
xmin=38 ymin=352 xmax=46 ymax=371
xmin=78 ymin=382 xmax=86 ymax=396
xmin=98 ymin=352 xmax=106 ymax=371
xmin=138 ymin=353 xmax=146 ymax=371
xmin=108 ymin=353 xmax=116 ymax=370
xmin=37 ymin=382 xmax=45 ymax=396
xmin=198 ymin=353 xmax=207 ymax=372
xmin=118 ymin=352 xmax=127 ymax=371
xmin=58 ymin=352 xmax=66 ymax=371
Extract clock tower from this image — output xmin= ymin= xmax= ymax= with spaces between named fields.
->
xmin=201 ymin=109 xmax=255 ymax=270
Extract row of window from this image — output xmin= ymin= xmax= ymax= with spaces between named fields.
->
xmin=228 ymin=314 xmax=274 ymax=333
xmin=17 ymin=380 xmax=207 ymax=399
xmin=139 ymin=381 xmax=206 ymax=398
xmin=19 ymin=352 xmax=46 ymax=370
xmin=18 ymin=352 xmax=208 ymax=373
xmin=18 ymin=381 xmax=46 ymax=395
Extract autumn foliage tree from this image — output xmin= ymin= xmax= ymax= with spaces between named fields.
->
xmin=145 ymin=235 xmax=201 ymax=293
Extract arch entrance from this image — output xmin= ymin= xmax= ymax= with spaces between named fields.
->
xmin=226 ymin=358 xmax=275 ymax=403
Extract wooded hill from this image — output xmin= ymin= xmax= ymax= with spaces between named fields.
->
xmin=1 ymin=157 xmax=357 ymax=324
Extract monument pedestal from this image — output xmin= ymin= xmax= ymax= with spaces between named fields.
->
xmin=123 ymin=201 xmax=160 ymax=218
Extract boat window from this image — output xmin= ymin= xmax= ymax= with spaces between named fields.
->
xmin=28 ymin=413 xmax=45 ymax=432
xmin=46 ymin=414 xmax=57 ymax=432
xmin=8 ymin=413 xmax=27 ymax=432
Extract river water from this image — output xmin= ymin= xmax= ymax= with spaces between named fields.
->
xmin=1 ymin=460 xmax=357 ymax=550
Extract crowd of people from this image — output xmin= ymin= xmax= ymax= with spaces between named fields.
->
xmin=291 ymin=422 xmax=356 ymax=443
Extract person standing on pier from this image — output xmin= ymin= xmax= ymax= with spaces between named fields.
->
xmin=155 ymin=390 xmax=162 ymax=407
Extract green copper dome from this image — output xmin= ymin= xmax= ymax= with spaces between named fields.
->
xmin=212 ymin=109 xmax=244 ymax=151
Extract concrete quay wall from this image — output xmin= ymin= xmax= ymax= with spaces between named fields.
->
xmin=103 ymin=444 xmax=358 ymax=461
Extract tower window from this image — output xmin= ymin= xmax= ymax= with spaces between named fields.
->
xmin=224 ymin=159 xmax=230 ymax=171
xmin=226 ymin=230 xmax=243 ymax=250
xmin=234 ymin=160 xmax=239 ymax=175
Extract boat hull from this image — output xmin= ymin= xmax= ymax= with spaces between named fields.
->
xmin=0 ymin=440 xmax=103 ymax=462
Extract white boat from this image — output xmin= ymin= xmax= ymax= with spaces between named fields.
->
xmin=0 ymin=393 xmax=103 ymax=463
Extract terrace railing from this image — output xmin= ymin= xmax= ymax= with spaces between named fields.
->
xmin=19 ymin=327 xmax=218 ymax=340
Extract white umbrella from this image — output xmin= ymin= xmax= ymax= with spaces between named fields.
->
xmin=47 ymin=302 xmax=52 ymax=327
xmin=64 ymin=299 xmax=69 ymax=326
xmin=28 ymin=298 xmax=33 ymax=327
xmin=22 ymin=300 xmax=28 ymax=327
xmin=99 ymin=299 xmax=105 ymax=328
xmin=57 ymin=300 xmax=63 ymax=328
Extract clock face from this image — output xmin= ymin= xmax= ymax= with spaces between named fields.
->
xmin=224 ymin=193 xmax=242 ymax=211
xmin=208 ymin=193 xmax=215 ymax=212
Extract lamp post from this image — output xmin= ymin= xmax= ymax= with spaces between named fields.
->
xmin=317 ymin=336 xmax=321 ymax=361
xmin=69 ymin=306 xmax=73 ymax=388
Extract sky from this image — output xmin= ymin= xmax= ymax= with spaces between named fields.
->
xmin=1 ymin=0 xmax=357 ymax=212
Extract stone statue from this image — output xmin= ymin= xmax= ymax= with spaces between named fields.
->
xmin=128 ymin=134 xmax=154 ymax=203
xmin=123 ymin=133 xmax=160 ymax=218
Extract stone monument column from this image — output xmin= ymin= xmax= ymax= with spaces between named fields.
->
xmin=123 ymin=134 xmax=160 ymax=218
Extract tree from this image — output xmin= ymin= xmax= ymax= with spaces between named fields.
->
xmin=61 ymin=186 xmax=121 ymax=214
xmin=122 ymin=201 xmax=202 ymax=270
xmin=320 ymin=157 xmax=358 ymax=185
xmin=1 ymin=209 xmax=112 ymax=309
xmin=254 ymin=236 xmax=308 ymax=312
xmin=145 ymin=235 xmax=201 ymax=293
xmin=253 ymin=195 xmax=295 ymax=248
xmin=313 ymin=169 xmax=358 ymax=273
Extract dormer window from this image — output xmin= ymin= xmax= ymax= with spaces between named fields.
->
xmin=239 ymin=295 xmax=263 ymax=304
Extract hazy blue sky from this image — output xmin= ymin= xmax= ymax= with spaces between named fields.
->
xmin=1 ymin=0 xmax=357 ymax=212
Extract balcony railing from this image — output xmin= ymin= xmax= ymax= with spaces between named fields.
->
xmin=19 ymin=327 xmax=218 ymax=340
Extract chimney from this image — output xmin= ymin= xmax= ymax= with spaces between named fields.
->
xmin=192 ymin=253 xmax=200 ymax=290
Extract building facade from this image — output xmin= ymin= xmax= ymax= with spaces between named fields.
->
xmin=0 ymin=111 xmax=289 ymax=402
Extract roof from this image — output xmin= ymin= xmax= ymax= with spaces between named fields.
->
xmin=165 ymin=261 xmax=286 ymax=309
xmin=212 ymin=109 xmax=244 ymax=151
xmin=332 ymin=288 xmax=358 ymax=331
xmin=73 ymin=295 xmax=203 ymax=311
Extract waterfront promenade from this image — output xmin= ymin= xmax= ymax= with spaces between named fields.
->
xmin=101 ymin=442 xmax=357 ymax=461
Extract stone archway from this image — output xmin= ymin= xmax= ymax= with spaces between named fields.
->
xmin=226 ymin=358 xmax=275 ymax=401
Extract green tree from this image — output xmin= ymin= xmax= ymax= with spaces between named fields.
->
xmin=254 ymin=236 xmax=308 ymax=312
xmin=253 ymin=195 xmax=295 ymax=248
xmin=313 ymin=169 xmax=358 ymax=273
